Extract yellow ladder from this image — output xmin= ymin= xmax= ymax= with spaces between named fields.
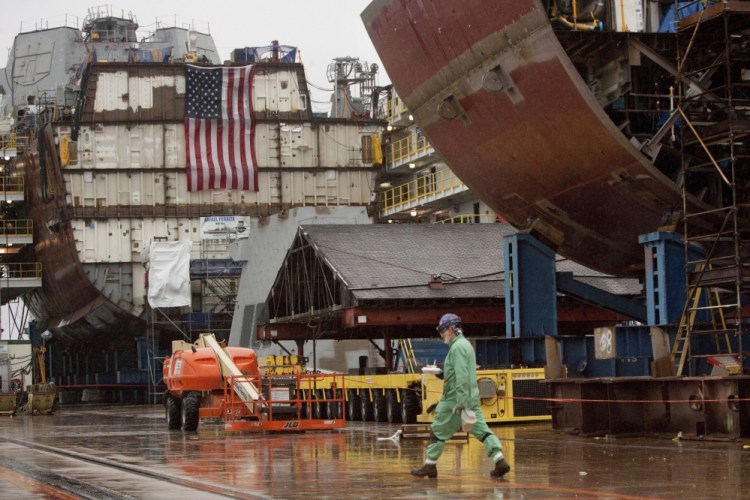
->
xmin=671 ymin=264 xmax=734 ymax=376
xmin=399 ymin=339 xmax=418 ymax=374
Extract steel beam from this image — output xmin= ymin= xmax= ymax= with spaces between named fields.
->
xmin=504 ymin=233 xmax=557 ymax=338
xmin=556 ymin=272 xmax=647 ymax=323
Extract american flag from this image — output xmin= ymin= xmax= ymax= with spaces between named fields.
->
xmin=184 ymin=65 xmax=258 ymax=191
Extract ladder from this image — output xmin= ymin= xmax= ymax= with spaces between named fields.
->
xmin=399 ymin=338 xmax=418 ymax=374
xmin=671 ymin=262 xmax=735 ymax=376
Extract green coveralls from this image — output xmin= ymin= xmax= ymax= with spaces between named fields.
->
xmin=425 ymin=333 xmax=504 ymax=464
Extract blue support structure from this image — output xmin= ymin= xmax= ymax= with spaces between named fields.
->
xmin=639 ymin=231 xmax=703 ymax=325
xmin=639 ymin=232 xmax=685 ymax=325
xmin=503 ymin=233 xmax=557 ymax=338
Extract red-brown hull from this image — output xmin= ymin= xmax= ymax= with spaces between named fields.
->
xmin=363 ymin=0 xmax=714 ymax=276
xmin=18 ymin=126 xmax=145 ymax=345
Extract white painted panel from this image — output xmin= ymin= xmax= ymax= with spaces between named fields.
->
xmin=94 ymin=71 xmax=129 ymax=112
xmin=253 ymin=68 xmax=305 ymax=114
xmin=64 ymin=168 xmax=376 ymax=208
xmin=71 ymin=121 xmax=378 ymax=170
xmin=72 ymin=217 xmax=232 ymax=265
xmin=63 ymin=122 xmax=378 ymax=209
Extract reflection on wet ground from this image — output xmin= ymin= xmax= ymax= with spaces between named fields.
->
xmin=1 ymin=405 xmax=749 ymax=499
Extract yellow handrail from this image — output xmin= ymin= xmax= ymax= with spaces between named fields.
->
xmin=438 ymin=214 xmax=501 ymax=224
xmin=387 ymin=131 xmax=432 ymax=166
xmin=381 ymin=167 xmax=466 ymax=213
xmin=0 ymin=262 xmax=42 ymax=279
xmin=0 ymin=219 xmax=33 ymax=236
xmin=0 ymin=177 xmax=24 ymax=192
xmin=0 ymin=133 xmax=30 ymax=152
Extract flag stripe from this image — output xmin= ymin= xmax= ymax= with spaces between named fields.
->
xmin=184 ymin=64 xmax=257 ymax=192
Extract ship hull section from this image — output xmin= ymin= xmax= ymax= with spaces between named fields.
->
xmin=363 ymin=0 xmax=710 ymax=276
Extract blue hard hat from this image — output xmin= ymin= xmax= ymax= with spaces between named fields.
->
xmin=437 ymin=313 xmax=462 ymax=333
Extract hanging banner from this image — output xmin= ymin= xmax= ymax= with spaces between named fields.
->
xmin=200 ymin=216 xmax=250 ymax=240
xmin=146 ymin=240 xmax=192 ymax=308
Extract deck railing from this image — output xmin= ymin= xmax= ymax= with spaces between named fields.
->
xmin=387 ymin=131 xmax=432 ymax=167
xmin=381 ymin=167 xmax=465 ymax=213
xmin=0 ymin=262 xmax=42 ymax=279
xmin=0 ymin=219 xmax=33 ymax=236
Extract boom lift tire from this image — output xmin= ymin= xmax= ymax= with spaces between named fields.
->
xmin=182 ymin=392 xmax=200 ymax=431
xmin=164 ymin=392 xmax=182 ymax=430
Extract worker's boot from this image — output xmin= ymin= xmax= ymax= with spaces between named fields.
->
xmin=490 ymin=458 xmax=511 ymax=478
xmin=410 ymin=463 xmax=437 ymax=478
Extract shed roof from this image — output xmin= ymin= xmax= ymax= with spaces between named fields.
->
xmin=295 ymin=224 xmax=640 ymax=303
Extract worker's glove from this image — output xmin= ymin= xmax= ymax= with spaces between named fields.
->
xmin=452 ymin=406 xmax=465 ymax=415
xmin=426 ymin=403 xmax=438 ymax=414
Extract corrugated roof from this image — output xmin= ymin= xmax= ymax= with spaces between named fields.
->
xmin=297 ymin=224 xmax=641 ymax=302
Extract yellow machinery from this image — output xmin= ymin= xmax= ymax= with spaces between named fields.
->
xmin=305 ymin=367 xmax=550 ymax=425
xmin=418 ymin=368 xmax=550 ymax=423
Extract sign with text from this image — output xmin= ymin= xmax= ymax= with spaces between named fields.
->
xmin=199 ymin=216 xmax=250 ymax=240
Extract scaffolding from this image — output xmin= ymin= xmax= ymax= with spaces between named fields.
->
xmin=673 ymin=1 xmax=750 ymax=375
xmin=144 ymin=237 xmax=241 ymax=403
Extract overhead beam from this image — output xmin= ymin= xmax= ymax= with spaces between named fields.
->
xmin=556 ymin=272 xmax=647 ymax=323
xmin=340 ymin=305 xmax=504 ymax=328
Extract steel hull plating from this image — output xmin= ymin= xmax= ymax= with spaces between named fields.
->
xmin=362 ymin=0 xmax=714 ymax=276
xmin=18 ymin=126 xmax=146 ymax=346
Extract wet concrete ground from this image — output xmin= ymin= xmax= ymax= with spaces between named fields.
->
xmin=0 ymin=405 xmax=749 ymax=499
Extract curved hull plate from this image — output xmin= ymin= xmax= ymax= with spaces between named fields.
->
xmin=19 ymin=126 xmax=145 ymax=346
xmin=363 ymin=0 xmax=714 ymax=276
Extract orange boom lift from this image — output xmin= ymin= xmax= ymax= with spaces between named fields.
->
xmin=162 ymin=333 xmax=345 ymax=432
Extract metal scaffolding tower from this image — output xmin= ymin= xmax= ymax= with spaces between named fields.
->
xmin=673 ymin=1 xmax=750 ymax=375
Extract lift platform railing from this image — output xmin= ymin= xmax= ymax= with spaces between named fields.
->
xmin=223 ymin=372 xmax=346 ymax=432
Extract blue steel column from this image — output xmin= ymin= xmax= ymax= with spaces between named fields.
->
xmin=503 ymin=233 xmax=557 ymax=338
xmin=638 ymin=232 xmax=688 ymax=326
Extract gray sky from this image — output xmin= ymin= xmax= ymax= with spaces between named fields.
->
xmin=0 ymin=1 xmax=388 ymax=114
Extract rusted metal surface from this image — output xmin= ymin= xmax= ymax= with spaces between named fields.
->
xmin=546 ymin=376 xmax=750 ymax=438
xmin=18 ymin=126 xmax=146 ymax=346
xmin=362 ymin=0 xmax=715 ymax=277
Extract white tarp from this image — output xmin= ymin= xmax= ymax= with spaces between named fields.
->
xmin=200 ymin=216 xmax=250 ymax=240
xmin=146 ymin=239 xmax=192 ymax=308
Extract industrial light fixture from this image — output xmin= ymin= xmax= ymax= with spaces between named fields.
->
xmin=410 ymin=209 xmax=417 ymax=217
xmin=408 ymin=114 xmax=414 ymax=121
xmin=409 ymin=162 xmax=416 ymax=169
xmin=387 ymin=124 xmax=393 ymax=131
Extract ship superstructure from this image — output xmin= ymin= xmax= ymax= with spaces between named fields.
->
xmin=0 ymin=5 xmax=221 ymax=117
xmin=0 ymin=7 xmax=384 ymax=400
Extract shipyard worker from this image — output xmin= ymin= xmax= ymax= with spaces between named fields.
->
xmin=410 ymin=313 xmax=511 ymax=479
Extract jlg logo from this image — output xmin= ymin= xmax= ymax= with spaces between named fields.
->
xmin=283 ymin=421 xmax=300 ymax=429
